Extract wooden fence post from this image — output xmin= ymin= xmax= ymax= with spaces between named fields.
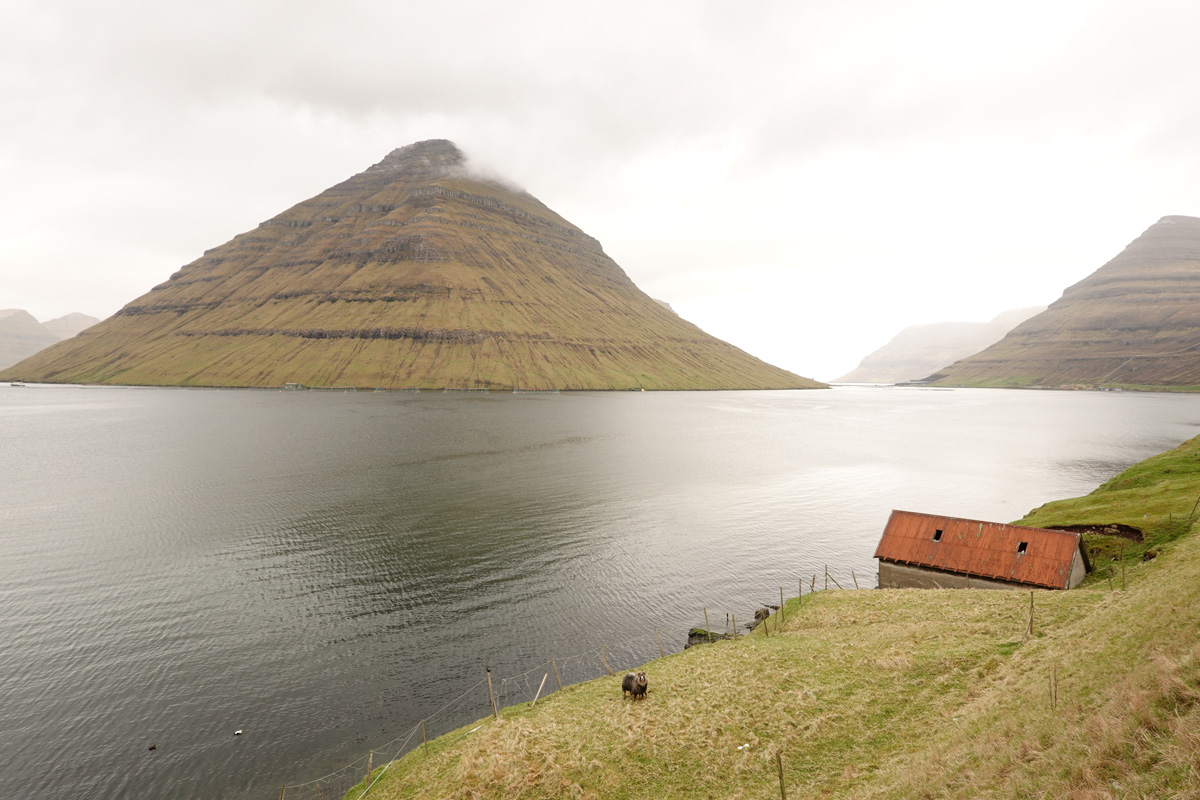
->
xmin=703 ymin=607 xmax=713 ymax=643
xmin=798 ymin=578 xmax=803 ymax=605
xmin=532 ymin=673 xmax=548 ymax=706
xmin=487 ymin=668 xmax=498 ymax=718
xmin=1025 ymin=591 xmax=1034 ymax=639
xmin=732 ymin=613 xmax=737 ymax=637
xmin=777 ymin=751 xmax=787 ymax=800
xmin=552 ymin=658 xmax=563 ymax=691
xmin=422 ymin=719 xmax=428 ymax=756
xmin=852 ymin=570 xmax=859 ymax=590
xmin=780 ymin=587 xmax=785 ymax=622
xmin=364 ymin=751 xmax=373 ymax=796
xmin=600 ymin=645 xmax=614 ymax=676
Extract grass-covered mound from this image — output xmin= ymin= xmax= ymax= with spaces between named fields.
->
xmin=348 ymin=437 xmax=1200 ymax=799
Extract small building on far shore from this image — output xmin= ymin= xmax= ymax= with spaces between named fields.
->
xmin=874 ymin=510 xmax=1089 ymax=590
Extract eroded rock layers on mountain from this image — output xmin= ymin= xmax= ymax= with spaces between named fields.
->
xmin=929 ymin=216 xmax=1200 ymax=388
xmin=3 ymin=140 xmax=820 ymax=390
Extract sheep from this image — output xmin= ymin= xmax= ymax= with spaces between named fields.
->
xmin=622 ymin=671 xmax=648 ymax=700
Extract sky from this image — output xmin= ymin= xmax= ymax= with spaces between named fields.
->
xmin=3 ymin=0 xmax=1199 ymax=382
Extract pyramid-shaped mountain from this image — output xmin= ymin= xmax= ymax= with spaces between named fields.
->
xmin=2 ymin=141 xmax=820 ymax=390
xmin=928 ymin=216 xmax=1200 ymax=389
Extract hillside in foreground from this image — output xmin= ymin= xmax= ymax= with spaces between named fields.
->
xmin=929 ymin=215 xmax=1200 ymax=390
xmin=0 ymin=141 xmax=820 ymax=391
xmin=338 ymin=435 xmax=1200 ymax=799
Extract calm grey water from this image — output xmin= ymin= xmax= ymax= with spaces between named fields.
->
xmin=1 ymin=385 xmax=1198 ymax=798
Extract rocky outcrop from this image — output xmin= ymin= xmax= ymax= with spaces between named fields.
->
xmin=929 ymin=216 xmax=1200 ymax=388
xmin=1 ymin=140 xmax=821 ymax=390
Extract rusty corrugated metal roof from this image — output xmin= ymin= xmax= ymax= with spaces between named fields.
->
xmin=873 ymin=509 xmax=1081 ymax=589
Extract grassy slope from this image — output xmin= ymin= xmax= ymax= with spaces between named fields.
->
xmin=1 ymin=172 xmax=820 ymax=391
xmin=350 ymin=437 xmax=1200 ymax=799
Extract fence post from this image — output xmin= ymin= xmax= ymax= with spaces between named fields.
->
xmin=280 ymin=786 xmax=286 ymax=800
xmin=552 ymin=658 xmax=563 ymax=691
xmin=777 ymin=751 xmax=787 ymax=800
xmin=532 ymin=673 xmax=548 ymax=707
xmin=703 ymin=608 xmax=713 ymax=643
xmin=732 ymin=613 xmax=737 ymax=637
xmin=852 ymin=570 xmax=859 ymax=590
xmin=798 ymin=578 xmax=803 ymax=605
xmin=780 ymin=587 xmax=785 ymax=622
xmin=600 ymin=645 xmax=614 ymax=676
xmin=1025 ymin=591 xmax=1034 ymax=639
xmin=487 ymin=668 xmax=498 ymax=717
xmin=364 ymin=751 xmax=373 ymax=797
xmin=654 ymin=627 xmax=665 ymax=659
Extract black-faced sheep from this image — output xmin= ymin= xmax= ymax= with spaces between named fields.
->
xmin=622 ymin=671 xmax=648 ymax=700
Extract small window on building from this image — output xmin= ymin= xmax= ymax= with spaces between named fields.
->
xmin=932 ymin=529 xmax=943 ymax=542
xmin=1017 ymin=541 xmax=1028 ymax=554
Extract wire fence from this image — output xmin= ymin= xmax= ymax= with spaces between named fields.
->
xmin=278 ymin=568 xmax=869 ymax=799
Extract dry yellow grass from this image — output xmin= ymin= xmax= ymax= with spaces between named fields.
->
xmin=345 ymin=437 xmax=1200 ymax=799
xmin=345 ymin=551 xmax=1200 ymax=800
xmin=346 ymin=559 xmax=1200 ymax=799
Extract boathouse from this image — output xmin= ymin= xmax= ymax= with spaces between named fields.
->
xmin=874 ymin=510 xmax=1089 ymax=590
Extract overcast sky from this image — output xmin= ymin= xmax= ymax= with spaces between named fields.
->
xmin=3 ymin=0 xmax=1199 ymax=381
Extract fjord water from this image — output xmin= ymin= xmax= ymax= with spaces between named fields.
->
xmin=2 ymin=386 xmax=1197 ymax=798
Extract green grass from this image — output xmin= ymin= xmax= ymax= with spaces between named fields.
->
xmin=345 ymin=437 xmax=1200 ymax=799
xmin=1019 ymin=433 xmax=1200 ymax=578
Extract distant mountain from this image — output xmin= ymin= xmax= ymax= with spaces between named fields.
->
xmin=0 ymin=310 xmax=99 ymax=370
xmin=835 ymin=307 xmax=1044 ymax=384
xmin=41 ymin=313 xmax=100 ymax=341
xmin=929 ymin=216 xmax=1200 ymax=389
xmin=0 ymin=310 xmax=59 ymax=370
xmin=1 ymin=140 xmax=821 ymax=390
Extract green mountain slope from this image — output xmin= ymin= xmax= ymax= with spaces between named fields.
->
xmin=2 ymin=141 xmax=819 ymax=390
xmin=929 ymin=215 xmax=1200 ymax=389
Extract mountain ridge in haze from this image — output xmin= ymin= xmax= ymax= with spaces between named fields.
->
xmin=929 ymin=216 xmax=1200 ymax=388
xmin=835 ymin=306 xmax=1045 ymax=384
xmin=1 ymin=140 xmax=820 ymax=390
xmin=0 ymin=310 xmax=100 ymax=370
